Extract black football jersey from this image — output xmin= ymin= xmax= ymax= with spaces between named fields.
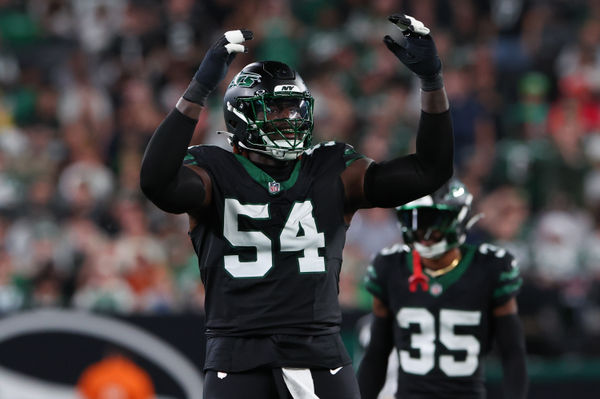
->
xmin=364 ymin=243 xmax=522 ymax=399
xmin=184 ymin=142 xmax=364 ymax=370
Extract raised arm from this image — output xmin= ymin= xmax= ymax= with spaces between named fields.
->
xmin=343 ymin=15 xmax=453 ymax=211
xmin=139 ymin=30 xmax=252 ymax=214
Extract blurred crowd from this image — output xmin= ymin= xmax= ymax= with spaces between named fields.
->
xmin=0 ymin=0 xmax=600 ymax=358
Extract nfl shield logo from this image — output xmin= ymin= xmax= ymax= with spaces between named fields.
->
xmin=430 ymin=283 xmax=443 ymax=296
xmin=268 ymin=181 xmax=281 ymax=194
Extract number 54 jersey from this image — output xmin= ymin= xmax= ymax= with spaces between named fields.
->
xmin=364 ymin=243 xmax=522 ymax=399
xmin=184 ymin=142 xmax=363 ymax=338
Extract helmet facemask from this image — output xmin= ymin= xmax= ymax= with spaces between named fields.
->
xmin=397 ymin=206 xmax=466 ymax=259
xmin=396 ymin=179 xmax=475 ymax=259
xmin=231 ymin=93 xmax=314 ymax=161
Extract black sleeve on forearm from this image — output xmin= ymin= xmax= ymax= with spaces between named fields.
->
xmin=363 ymin=110 xmax=454 ymax=207
xmin=140 ymin=109 xmax=206 ymax=214
xmin=357 ymin=315 xmax=395 ymax=399
xmin=495 ymin=313 xmax=529 ymax=399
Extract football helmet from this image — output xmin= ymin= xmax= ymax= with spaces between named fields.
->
xmin=222 ymin=61 xmax=314 ymax=161
xmin=396 ymin=178 xmax=476 ymax=259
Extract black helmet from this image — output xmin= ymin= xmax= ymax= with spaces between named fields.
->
xmin=222 ymin=61 xmax=314 ymax=161
xmin=396 ymin=178 xmax=476 ymax=259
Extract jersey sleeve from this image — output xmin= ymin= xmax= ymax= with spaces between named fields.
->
xmin=363 ymin=254 xmax=390 ymax=306
xmin=342 ymin=143 xmax=366 ymax=167
xmin=490 ymin=248 xmax=522 ymax=308
xmin=183 ymin=145 xmax=201 ymax=166
xmin=183 ymin=145 xmax=229 ymax=171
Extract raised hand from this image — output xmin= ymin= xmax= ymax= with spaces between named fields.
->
xmin=183 ymin=30 xmax=253 ymax=105
xmin=383 ymin=15 xmax=442 ymax=91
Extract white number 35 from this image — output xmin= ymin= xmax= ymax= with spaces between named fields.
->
xmin=398 ymin=307 xmax=481 ymax=377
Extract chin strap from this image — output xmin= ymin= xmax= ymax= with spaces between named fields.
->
xmin=409 ymin=249 xmax=429 ymax=292
xmin=217 ymin=130 xmax=304 ymax=161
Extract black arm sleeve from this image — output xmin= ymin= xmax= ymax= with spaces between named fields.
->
xmin=495 ymin=313 xmax=529 ymax=399
xmin=364 ymin=110 xmax=453 ymax=207
xmin=357 ymin=315 xmax=395 ymax=399
xmin=140 ymin=109 xmax=206 ymax=214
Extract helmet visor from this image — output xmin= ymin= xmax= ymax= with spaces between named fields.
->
xmin=253 ymin=97 xmax=311 ymax=122
xmin=398 ymin=207 xmax=459 ymax=242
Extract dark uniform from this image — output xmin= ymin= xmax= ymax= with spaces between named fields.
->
xmin=141 ymin=20 xmax=454 ymax=399
xmin=184 ymin=141 xmax=363 ymax=372
xmin=364 ymin=242 xmax=522 ymax=399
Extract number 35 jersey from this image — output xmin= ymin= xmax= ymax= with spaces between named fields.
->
xmin=364 ymin=243 xmax=522 ymax=398
xmin=184 ymin=142 xmax=363 ymax=338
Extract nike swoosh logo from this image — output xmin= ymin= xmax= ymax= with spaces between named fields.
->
xmin=330 ymin=367 xmax=343 ymax=375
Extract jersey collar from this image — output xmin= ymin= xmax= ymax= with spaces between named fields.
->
xmin=234 ymin=153 xmax=302 ymax=195
xmin=407 ymin=244 xmax=476 ymax=296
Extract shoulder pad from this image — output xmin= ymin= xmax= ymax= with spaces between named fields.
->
xmin=303 ymin=141 xmax=338 ymax=156
xmin=379 ymin=243 xmax=410 ymax=256
xmin=476 ymin=243 xmax=517 ymax=268
xmin=477 ymin=243 xmax=510 ymax=259
xmin=184 ymin=145 xmax=230 ymax=166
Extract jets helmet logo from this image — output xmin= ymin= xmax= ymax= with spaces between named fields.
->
xmin=228 ymin=72 xmax=262 ymax=88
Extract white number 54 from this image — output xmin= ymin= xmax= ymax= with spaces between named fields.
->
xmin=223 ymin=199 xmax=326 ymax=278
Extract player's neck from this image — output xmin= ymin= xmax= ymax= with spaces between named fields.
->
xmin=244 ymin=150 xmax=296 ymax=181
xmin=421 ymin=247 xmax=462 ymax=273
xmin=246 ymin=150 xmax=291 ymax=167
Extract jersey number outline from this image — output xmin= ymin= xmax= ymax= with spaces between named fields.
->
xmin=397 ymin=307 xmax=481 ymax=376
xmin=223 ymin=199 xmax=325 ymax=278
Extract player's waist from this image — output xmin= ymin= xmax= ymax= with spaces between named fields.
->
xmin=205 ymin=320 xmax=340 ymax=337
xmin=204 ymin=332 xmax=351 ymax=372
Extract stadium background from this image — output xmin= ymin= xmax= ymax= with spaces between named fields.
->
xmin=0 ymin=0 xmax=599 ymax=398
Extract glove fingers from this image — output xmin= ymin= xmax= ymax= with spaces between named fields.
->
xmin=224 ymin=29 xmax=253 ymax=44
xmin=388 ymin=14 xmax=411 ymax=31
xmin=223 ymin=29 xmax=253 ymax=55
xmin=388 ymin=14 xmax=430 ymax=36
xmin=406 ymin=16 xmax=430 ymax=36
xmin=384 ymin=35 xmax=420 ymax=65
xmin=240 ymin=29 xmax=253 ymax=41
xmin=225 ymin=43 xmax=246 ymax=54
xmin=188 ymin=29 xmax=254 ymax=102
xmin=383 ymin=35 xmax=407 ymax=53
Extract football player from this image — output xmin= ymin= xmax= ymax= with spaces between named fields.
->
xmin=140 ymin=14 xmax=453 ymax=399
xmin=358 ymin=178 xmax=528 ymax=399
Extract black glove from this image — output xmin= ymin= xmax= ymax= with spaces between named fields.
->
xmin=384 ymin=14 xmax=443 ymax=91
xmin=183 ymin=29 xmax=253 ymax=105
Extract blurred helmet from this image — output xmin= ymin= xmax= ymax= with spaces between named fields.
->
xmin=222 ymin=61 xmax=314 ymax=161
xmin=396 ymin=178 xmax=474 ymax=259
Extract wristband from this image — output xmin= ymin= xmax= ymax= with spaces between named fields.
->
xmin=182 ymin=79 xmax=213 ymax=106
xmin=420 ymin=73 xmax=443 ymax=91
